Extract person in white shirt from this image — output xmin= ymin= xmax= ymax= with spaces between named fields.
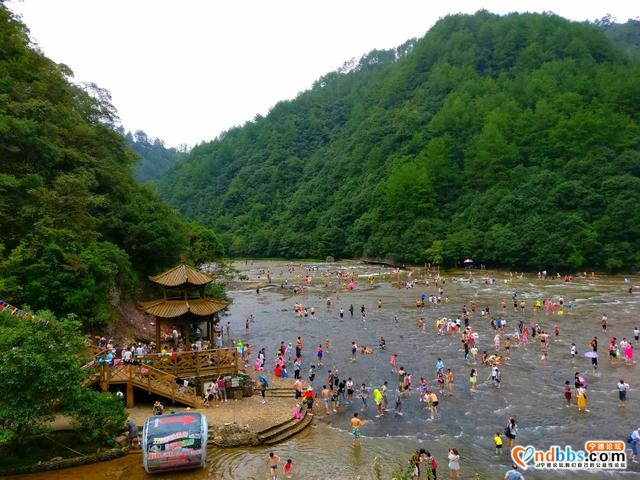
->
xmin=617 ymin=379 xmax=630 ymax=407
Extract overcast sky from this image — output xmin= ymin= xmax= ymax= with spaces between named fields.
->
xmin=7 ymin=0 xmax=638 ymax=147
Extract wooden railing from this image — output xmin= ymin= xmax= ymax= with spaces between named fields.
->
xmin=99 ymin=363 xmax=199 ymax=407
xmin=136 ymin=348 xmax=238 ymax=377
xmin=87 ymin=348 xmax=238 ymax=407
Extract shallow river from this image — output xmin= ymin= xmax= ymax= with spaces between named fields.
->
xmin=12 ymin=261 xmax=640 ymax=479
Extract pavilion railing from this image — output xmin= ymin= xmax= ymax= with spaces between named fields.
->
xmin=136 ymin=348 xmax=239 ymax=377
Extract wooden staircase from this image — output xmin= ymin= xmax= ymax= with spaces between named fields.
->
xmin=84 ymin=348 xmax=240 ymax=408
xmin=255 ymin=410 xmax=313 ymax=445
xmin=98 ymin=363 xmax=200 ymax=408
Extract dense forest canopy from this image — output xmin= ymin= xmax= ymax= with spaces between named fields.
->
xmin=158 ymin=11 xmax=640 ymax=271
xmin=0 ymin=5 xmax=223 ymax=326
xmin=123 ymin=129 xmax=186 ymax=182
xmin=596 ymin=15 xmax=640 ymax=58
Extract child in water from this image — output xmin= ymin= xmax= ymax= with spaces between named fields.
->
xmin=284 ymin=459 xmax=293 ymax=478
xmin=395 ymin=393 xmax=403 ymax=415
xmin=494 ymin=432 xmax=503 ymax=454
xmin=564 ymin=381 xmax=572 ymax=407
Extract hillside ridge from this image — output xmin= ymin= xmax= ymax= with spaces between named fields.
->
xmin=158 ymin=11 xmax=640 ymax=271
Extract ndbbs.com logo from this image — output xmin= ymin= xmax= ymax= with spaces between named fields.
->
xmin=511 ymin=441 xmax=627 ymax=470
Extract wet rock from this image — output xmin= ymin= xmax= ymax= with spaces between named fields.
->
xmin=208 ymin=422 xmax=260 ymax=447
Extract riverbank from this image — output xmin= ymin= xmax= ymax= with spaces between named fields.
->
xmin=44 ymin=388 xmax=296 ymax=434
xmin=0 ymin=370 xmax=300 ymax=476
xmin=125 ymin=384 xmax=297 ymax=435
xmin=0 ymin=440 xmax=127 ymax=477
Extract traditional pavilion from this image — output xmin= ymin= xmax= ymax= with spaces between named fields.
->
xmin=139 ymin=261 xmax=229 ymax=350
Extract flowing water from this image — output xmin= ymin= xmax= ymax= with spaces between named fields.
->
xmin=9 ymin=261 xmax=640 ymax=480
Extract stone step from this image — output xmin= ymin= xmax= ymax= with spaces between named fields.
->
xmin=253 ymin=387 xmax=294 ymax=397
xmin=265 ymin=392 xmax=294 ymax=397
xmin=262 ymin=413 xmax=313 ymax=445
xmin=256 ymin=415 xmax=301 ymax=442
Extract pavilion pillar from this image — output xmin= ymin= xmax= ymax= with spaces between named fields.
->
xmin=126 ymin=381 xmax=135 ymax=408
xmin=206 ymin=320 xmax=211 ymax=341
xmin=156 ymin=319 xmax=161 ymax=349
xmin=185 ymin=323 xmax=191 ymax=351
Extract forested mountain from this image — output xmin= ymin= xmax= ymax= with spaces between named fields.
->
xmin=158 ymin=11 xmax=640 ymax=271
xmin=124 ymin=129 xmax=185 ymax=182
xmin=0 ymin=5 xmax=222 ymax=326
xmin=595 ymin=16 xmax=640 ymax=58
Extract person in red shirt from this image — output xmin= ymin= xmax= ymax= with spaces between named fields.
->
xmin=303 ymin=386 xmax=315 ymax=415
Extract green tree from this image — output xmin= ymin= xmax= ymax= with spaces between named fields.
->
xmin=0 ymin=313 xmax=124 ymax=446
xmin=186 ymin=222 xmax=225 ymax=265
xmin=124 ymin=129 xmax=186 ymax=182
xmin=67 ymin=390 xmax=126 ymax=444
xmin=0 ymin=5 xmax=221 ymax=326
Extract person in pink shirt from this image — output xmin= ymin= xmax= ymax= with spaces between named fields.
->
xmin=390 ymin=353 xmax=397 ymax=373
xmin=624 ymin=343 xmax=634 ymax=366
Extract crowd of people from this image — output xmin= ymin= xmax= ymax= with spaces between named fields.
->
xmin=94 ymin=326 xmax=231 ymax=368
xmin=244 ymin=264 xmax=638 ymax=478
xmin=97 ymin=261 xmax=638 ymax=478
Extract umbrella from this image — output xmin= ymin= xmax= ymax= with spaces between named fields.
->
xmin=584 ymin=352 xmax=598 ymax=358
xmin=258 ymin=374 xmax=269 ymax=387
xmin=463 ymin=259 xmax=474 ymax=264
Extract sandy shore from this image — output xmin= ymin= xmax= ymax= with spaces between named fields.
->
xmin=125 ymin=395 xmax=297 ymax=432
xmin=126 ymin=369 xmax=301 ymax=432
xmin=51 ymin=396 xmax=297 ymax=433
xmin=52 ymin=371 xmax=300 ymax=434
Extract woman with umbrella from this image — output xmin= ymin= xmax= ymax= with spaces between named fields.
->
xmin=585 ymin=350 xmax=599 ymax=375
xmin=258 ymin=374 xmax=269 ymax=404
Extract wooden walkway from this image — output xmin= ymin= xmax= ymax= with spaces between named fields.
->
xmin=86 ymin=348 xmax=239 ymax=408
xmin=100 ymin=362 xmax=200 ymax=407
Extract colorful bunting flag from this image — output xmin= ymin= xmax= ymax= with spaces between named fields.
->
xmin=0 ymin=298 xmax=47 ymax=327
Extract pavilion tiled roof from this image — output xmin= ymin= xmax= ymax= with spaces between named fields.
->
xmin=139 ymin=298 xmax=229 ymax=318
xmin=148 ymin=263 xmax=214 ymax=287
